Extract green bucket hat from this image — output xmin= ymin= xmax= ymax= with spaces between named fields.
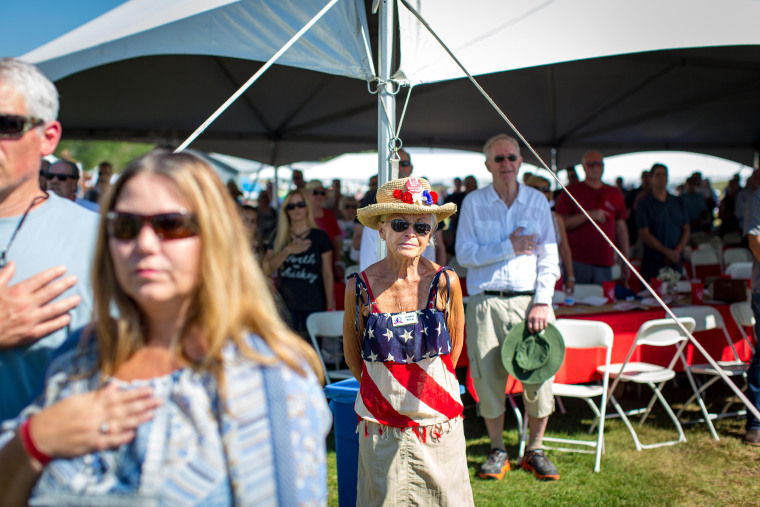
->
xmin=501 ymin=322 xmax=565 ymax=384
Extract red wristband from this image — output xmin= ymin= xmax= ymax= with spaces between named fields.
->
xmin=19 ymin=417 xmax=52 ymax=466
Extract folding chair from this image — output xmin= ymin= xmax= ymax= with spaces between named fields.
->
xmin=723 ymin=247 xmax=753 ymax=267
xmin=689 ymin=248 xmax=721 ymax=280
xmin=517 ymin=320 xmax=614 ymax=472
xmin=721 ymin=231 xmax=743 ymax=247
xmin=604 ymin=317 xmax=696 ymax=451
xmin=725 ymin=261 xmax=752 ymax=280
xmin=306 ymin=311 xmax=353 ymax=384
xmin=672 ymin=306 xmax=748 ymax=440
xmin=730 ymin=301 xmax=756 ymax=355
xmin=552 ymin=283 xmax=603 ymax=304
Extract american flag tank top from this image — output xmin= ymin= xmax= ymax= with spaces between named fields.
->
xmin=348 ymin=268 xmax=463 ymax=428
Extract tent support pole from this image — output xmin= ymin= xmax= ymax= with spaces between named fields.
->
xmin=375 ymin=0 xmax=395 ymax=262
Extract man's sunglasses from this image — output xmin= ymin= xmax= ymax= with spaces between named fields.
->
xmin=493 ymin=154 xmax=519 ymax=163
xmin=285 ymin=201 xmax=307 ymax=211
xmin=45 ymin=173 xmax=77 ymax=182
xmin=0 ymin=115 xmax=45 ymax=139
xmin=399 ymin=160 xmax=412 ymax=167
xmin=387 ymin=218 xmax=432 ymax=235
xmin=312 ymin=189 xmax=327 ymax=196
xmin=585 ymin=160 xmax=604 ymax=168
xmin=106 ymin=210 xmax=199 ymax=240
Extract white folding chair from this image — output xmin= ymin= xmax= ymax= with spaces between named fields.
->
xmin=306 ymin=311 xmax=352 ymax=384
xmin=604 ymin=317 xmax=696 ymax=451
xmin=723 ymin=247 xmax=753 ymax=267
xmin=725 ymin=261 xmax=752 ymax=280
xmin=671 ymin=306 xmax=748 ymax=440
xmin=552 ymin=283 xmax=604 ymax=304
xmin=730 ymin=301 xmax=756 ymax=355
xmin=721 ymin=231 xmax=743 ymax=247
xmin=689 ymin=248 xmax=722 ymax=280
xmin=520 ymin=320 xmax=614 ymax=472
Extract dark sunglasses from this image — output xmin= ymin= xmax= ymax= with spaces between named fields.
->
xmin=537 ymin=186 xmax=551 ymax=192
xmin=312 ymin=189 xmax=327 ymax=196
xmin=343 ymin=204 xmax=358 ymax=209
xmin=45 ymin=173 xmax=77 ymax=181
xmin=106 ymin=210 xmax=198 ymax=240
xmin=493 ymin=154 xmax=519 ymax=163
xmin=399 ymin=160 xmax=412 ymax=167
xmin=585 ymin=160 xmax=604 ymax=167
xmin=0 ymin=114 xmax=45 ymax=138
xmin=387 ymin=218 xmax=432 ymax=235
xmin=285 ymin=201 xmax=307 ymax=211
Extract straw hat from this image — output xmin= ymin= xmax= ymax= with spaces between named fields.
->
xmin=356 ymin=177 xmax=457 ymax=230
xmin=501 ymin=322 xmax=565 ymax=384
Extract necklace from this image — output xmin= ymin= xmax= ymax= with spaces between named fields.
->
xmin=0 ymin=193 xmax=49 ymax=269
xmin=291 ymin=229 xmax=310 ymax=240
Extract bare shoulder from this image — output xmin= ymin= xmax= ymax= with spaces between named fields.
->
xmin=438 ymin=267 xmax=461 ymax=292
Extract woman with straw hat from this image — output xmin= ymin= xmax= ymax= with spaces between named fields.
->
xmin=343 ymin=177 xmax=473 ymax=506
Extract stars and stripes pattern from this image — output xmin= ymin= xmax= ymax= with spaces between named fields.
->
xmin=349 ymin=268 xmax=463 ymax=429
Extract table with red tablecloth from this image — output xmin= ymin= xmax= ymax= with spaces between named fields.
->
xmin=460 ymin=299 xmax=754 ymax=400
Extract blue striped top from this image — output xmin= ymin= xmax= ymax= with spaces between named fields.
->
xmin=0 ymin=332 xmax=331 ymax=506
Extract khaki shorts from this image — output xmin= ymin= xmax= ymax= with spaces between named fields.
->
xmin=465 ymin=293 xmax=555 ymax=419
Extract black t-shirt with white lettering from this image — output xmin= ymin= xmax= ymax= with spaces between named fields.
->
xmin=273 ymin=228 xmax=333 ymax=312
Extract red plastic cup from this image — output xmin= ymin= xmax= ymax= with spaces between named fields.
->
xmin=603 ymin=281 xmax=616 ymax=303
xmin=649 ymin=277 xmax=663 ymax=297
xmin=691 ymin=280 xmax=705 ymax=304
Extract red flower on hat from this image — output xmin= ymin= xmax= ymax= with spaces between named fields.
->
xmin=393 ymin=189 xmax=403 ymax=199
xmin=430 ymin=191 xmax=438 ymax=203
xmin=402 ymin=192 xmax=413 ymax=204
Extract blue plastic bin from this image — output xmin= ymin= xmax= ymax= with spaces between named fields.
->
xmin=324 ymin=378 xmax=360 ymax=507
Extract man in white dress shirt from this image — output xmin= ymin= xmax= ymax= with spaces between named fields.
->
xmin=456 ymin=134 xmax=561 ymax=481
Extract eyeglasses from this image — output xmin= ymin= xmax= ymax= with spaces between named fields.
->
xmin=493 ymin=154 xmax=519 ymax=163
xmin=312 ymin=189 xmax=326 ymax=196
xmin=285 ymin=201 xmax=307 ymax=211
xmin=106 ymin=210 xmax=198 ymax=240
xmin=0 ymin=114 xmax=45 ymax=139
xmin=45 ymin=173 xmax=77 ymax=182
xmin=386 ymin=218 xmax=432 ymax=235
xmin=585 ymin=160 xmax=604 ymax=168
xmin=399 ymin=160 xmax=412 ymax=167
xmin=343 ymin=204 xmax=358 ymax=209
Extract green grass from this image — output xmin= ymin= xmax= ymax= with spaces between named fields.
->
xmin=326 ymin=381 xmax=760 ymax=506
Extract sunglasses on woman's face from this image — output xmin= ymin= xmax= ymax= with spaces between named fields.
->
xmin=387 ymin=218 xmax=432 ymax=235
xmin=285 ymin=201 xmax=307 ymax=211
xmin=106 ymin=210 xmax=198 ymax=240
xmin=312 ymin=189 xmax=326 ymax=196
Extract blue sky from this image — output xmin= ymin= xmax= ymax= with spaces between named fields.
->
xmin=2 ymin=0 xmax=127 ymax=57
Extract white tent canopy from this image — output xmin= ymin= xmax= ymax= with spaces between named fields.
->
xmin=22 ymin=0 xmax=760 ymax=168
xmin=396 ymin=0 xmax=760 ymax=85
xmin=25 ymin=0 xmax=374 ymax=82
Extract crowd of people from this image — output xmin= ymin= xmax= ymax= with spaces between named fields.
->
xmin=1 ymin=55 xmax=759 ymax=506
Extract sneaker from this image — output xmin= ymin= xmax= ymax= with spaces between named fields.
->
xmin=478 ymin=449 xmax=510 ymax=480
xmin=521 ymin=449 xmax=559 ymax=481
xmin=744 ymin=429 xmax=760 ymax=446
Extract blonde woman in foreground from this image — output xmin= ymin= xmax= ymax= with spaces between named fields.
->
xmin=0 ymin=150 xmax=330 ymax=505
